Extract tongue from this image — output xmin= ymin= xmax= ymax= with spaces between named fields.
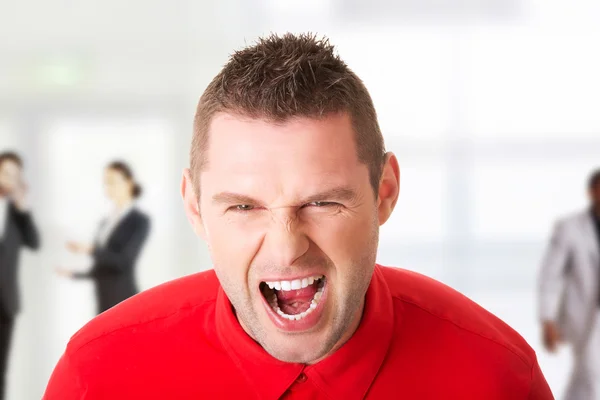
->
xmin=276 ymin=282 xmax=319 ymax=315
xmin=276 ymin=284 xmax=318 ymax=301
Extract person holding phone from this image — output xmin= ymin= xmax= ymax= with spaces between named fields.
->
xmin=0 ymin=151 xmax=40 ymax=400
xmin=56 ymin=161 xmax=150 ymax=315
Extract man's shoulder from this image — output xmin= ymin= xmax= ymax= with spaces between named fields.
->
xmin=67 ymin=269 xmax=220 ymax=352
xmin=556 ymin=209 xmax=588 ymax=228
xmin=378 ymin=265 xmax=537 ymax=368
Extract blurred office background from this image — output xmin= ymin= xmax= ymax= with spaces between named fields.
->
xmin=2 ymin=0 xmax=600 ymax=398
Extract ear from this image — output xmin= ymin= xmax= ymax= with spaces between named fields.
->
xmin=181 ymin=168 xmax=206 ymax=240
xmin=377 ymin=152 xmax=400 ymax=225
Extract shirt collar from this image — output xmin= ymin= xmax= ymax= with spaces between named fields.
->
xmin=215 ymin=265 xmax=396 ymax=400
xmin=0 ymin=196 xmax=8 ymax=239
xmin=215 ymin=286 xmax=303 ymax=400
xmin=114 ymin=202 xmax=134 ymax=219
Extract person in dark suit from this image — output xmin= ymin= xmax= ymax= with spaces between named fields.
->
xmin=57 ymin=161 xmax=150 ymax=315
xmin=0 ymin=151 xmax=40 ymax=400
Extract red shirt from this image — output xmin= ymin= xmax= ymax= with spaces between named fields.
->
xmin=44 ymin=265 xmax=553 ymax=399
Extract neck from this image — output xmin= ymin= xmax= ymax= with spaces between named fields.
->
xmin=593 ymin=204 xmax=600 ymax=218
xmin=306 ymin=298 xmax=365 ymax=365
xmin=115 ymin=198 xmax=133 ymax=210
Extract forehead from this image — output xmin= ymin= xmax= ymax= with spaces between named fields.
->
xmin=105 ymin=168 xmax=124 ymax=179
xmin=200 ymin=112 xmax=367 ymax=197
xmin=0 ymin=160 xmax=20 ymax=173
xmin=208 ymin=112 xmax=358 ymax=165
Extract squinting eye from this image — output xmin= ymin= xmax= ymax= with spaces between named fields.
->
xmin=234 ymin=204 xmax=254 ymax=211
xmin=307 ymin=201 xmax=336 ymax=207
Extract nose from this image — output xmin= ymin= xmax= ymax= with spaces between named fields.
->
xmin=266 ymin=210 xmax=310 ymax=268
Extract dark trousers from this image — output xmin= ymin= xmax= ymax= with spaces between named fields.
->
xmin=0 ymin=308 xmax=14 ymax=400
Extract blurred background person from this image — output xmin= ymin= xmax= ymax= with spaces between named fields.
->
xmin=56 ymin=161 xmax=151 ymax=315
xmin=539 ymin=168 xmax=600 ymax=400
xmin=0 ymin=151 xmax=40 ymax=400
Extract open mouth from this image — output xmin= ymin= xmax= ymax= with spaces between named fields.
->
xmin=260 ymin=275 xmax=326 ymax=321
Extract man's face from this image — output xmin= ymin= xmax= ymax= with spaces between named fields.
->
xmin=183 ymin=112 xmax=398 ymax=364
xmin=0 ymin=160 xmax=21 ymax=196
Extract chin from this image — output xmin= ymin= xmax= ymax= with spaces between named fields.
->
xmin=264 ymin=338 xmax=329 ymax=364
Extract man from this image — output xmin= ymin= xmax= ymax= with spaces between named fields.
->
xmin=0 ymin=151 xmax=40 ymax=400
xmin=539 ymin=168 xmax=600 ymax=400
xmin=44 ymin=34 xmax=552 ymax=399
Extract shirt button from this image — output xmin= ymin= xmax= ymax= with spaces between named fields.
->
xmin=296 ymin=373 xmax=307 ymax=383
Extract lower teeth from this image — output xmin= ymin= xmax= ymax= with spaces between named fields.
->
xmin=271 ymin=284 xmax=325 ymax=321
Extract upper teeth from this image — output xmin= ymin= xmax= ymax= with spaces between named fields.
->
xmin=265 ymin=275 xmax=323 ymax=291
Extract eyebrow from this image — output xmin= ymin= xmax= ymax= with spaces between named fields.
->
xmin=211 ymin=192 xmax=260 ymax=206
xmin=302 ymin=187 xmax=359 ymax=204
xmin=211 ymin=186 xmax=359 ymax=206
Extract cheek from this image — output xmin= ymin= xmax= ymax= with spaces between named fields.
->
xmin=204 ymin=214 xmax=266 ymax=277
xmin=307 ymin=211 xmax=377 ymax=302
xmin=308 ymin=210 xmax=376 ymax=258
xmin=2 ymin=177 xmax=16 ymax=189
xmin=1 ymin=173 xmax=14 ymax=184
